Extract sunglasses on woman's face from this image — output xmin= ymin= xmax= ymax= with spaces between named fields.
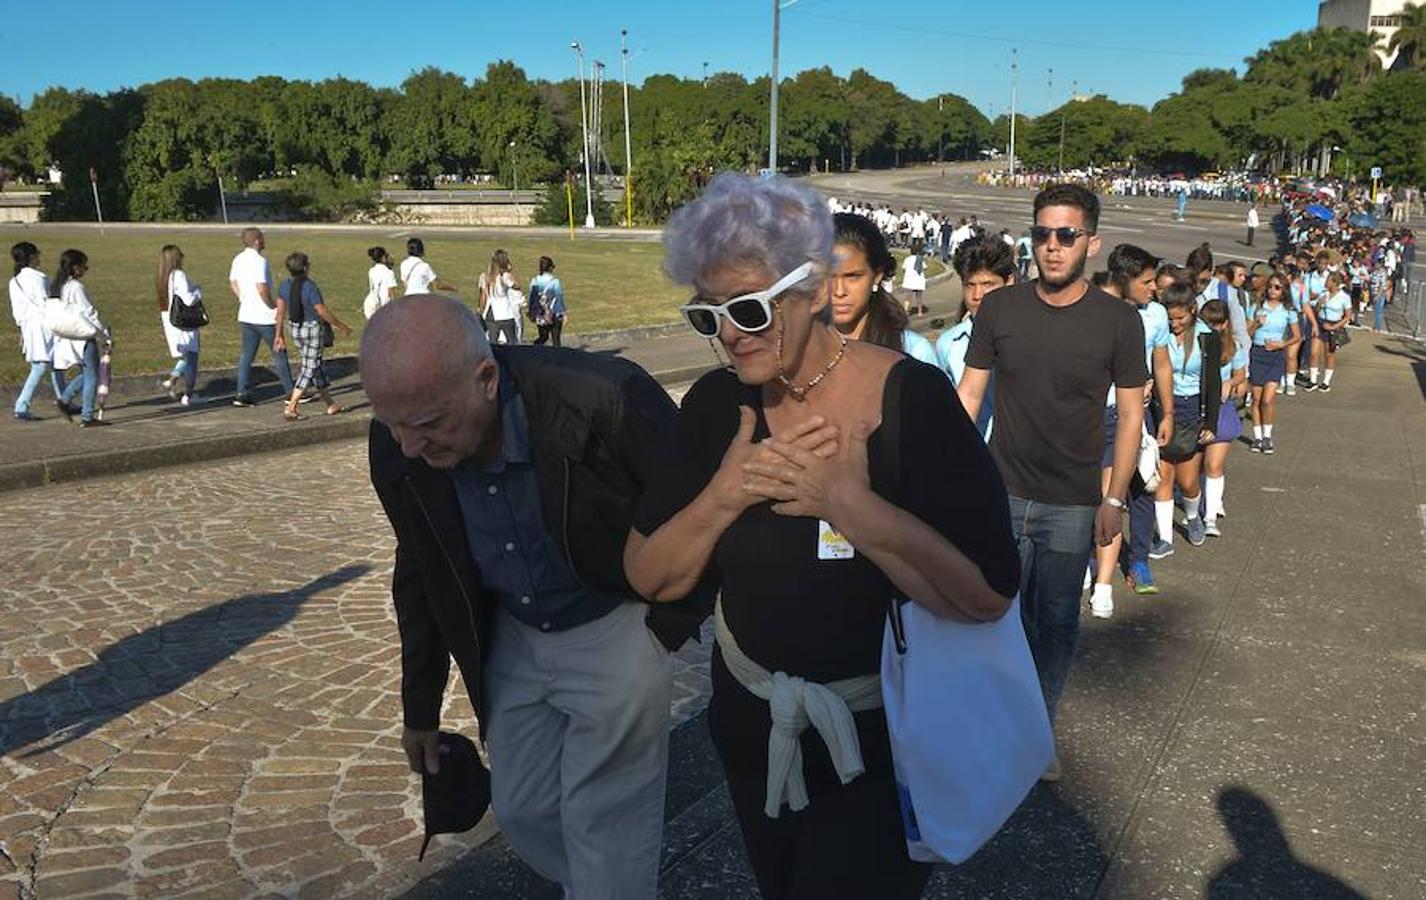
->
xmin=680 ymin=262 xmax=814 ymax=338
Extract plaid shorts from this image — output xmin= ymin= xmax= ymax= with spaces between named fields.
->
xmin=289 ymin=320 xmax=328 ymax=390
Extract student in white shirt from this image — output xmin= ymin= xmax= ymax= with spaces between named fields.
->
xmin=8 ymin=242 xmax=51 ymax=421
xmin=479 ymin=249 xmax=521 ymax=345
xmin=49 ymin=249 xmax=108 ymax=427
xmin=1315 ymin=272 xmax=1351 ymax=392
xmin=398 ymin=237 xmax=457 ymax=297
xmin=227 ymin=228 xmax=294 ymax=406
xmin=157 ymin=244 xmax=205 ymax=406
xmin=900 ymin=238 xmax=928 ymax=316
xmin=365 ymin=246 xmax=398 ymax=319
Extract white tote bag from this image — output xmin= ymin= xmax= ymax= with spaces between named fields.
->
xmin=1137 ymin=419 xmax=1162 ymax=491
xmin=880 ymin=595 xmax=1053 ymax=864
xmin=43 ymin=295 xmax=99 ymax=340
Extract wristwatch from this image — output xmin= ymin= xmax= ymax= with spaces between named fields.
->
xmin=1102 ymin=497 xmax=1127 ymax=511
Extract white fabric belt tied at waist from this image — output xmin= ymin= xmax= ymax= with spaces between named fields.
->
xmin=713 ymin=600 xmax=883 ymax=818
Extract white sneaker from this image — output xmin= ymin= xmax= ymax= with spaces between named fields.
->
xmin=1275 ymin=382 xmax=1284 ymax=395
xmin=1090 ymin=586 xmax=1114 ymax=619
xmin=180 ymin=393 xmax=205 ymax=406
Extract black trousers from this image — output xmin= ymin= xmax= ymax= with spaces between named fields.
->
xmin=1246 ymin=226 xmax=1255 ymax=246
xmin=710 ymin=654 xmax=931 ymax=900
xmin=533 ymin=318 xmax=563 ymax=347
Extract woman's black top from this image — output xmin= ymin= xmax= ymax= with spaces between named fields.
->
xmin=635 ymin=357 xmax=1019 ymax=785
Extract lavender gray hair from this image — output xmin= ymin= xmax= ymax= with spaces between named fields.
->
xmin=662 ymin=173 xmax=835 ymax=295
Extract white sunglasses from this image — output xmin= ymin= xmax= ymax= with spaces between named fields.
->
xmin=679 ymin=262 xmax=815 ymax=337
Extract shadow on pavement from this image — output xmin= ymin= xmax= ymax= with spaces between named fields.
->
xmin=1206 ymin=786 xmax=1366 ymax=899
xmin=0 ymin=563 xmax=369 ymax=758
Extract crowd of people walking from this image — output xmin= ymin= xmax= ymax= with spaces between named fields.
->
xmin=8 ymin=229 xmax=570 ymax=424
xmin=7 ymin=166 xmax=1415 ymax=899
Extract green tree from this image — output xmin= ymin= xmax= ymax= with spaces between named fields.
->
xmin=1021 ymin=96 xmax=1147 ymax=170
xmin=1387 ymin=3 xmax=1426 ymax=70
xmin=472 ymin=61 xmax=565 ymax=185
xmin=780 ymin=67 xmax=849 ymax=172
xmin=1343 ymin=70 xmax=1426 ymax=184
xmin=1245 ymin=28 xmax=1381 ymax=100
xmin=383 ymin=68 xmax=479 ymax=184
xmin=0 ymin=95 xmax=22 ymax=181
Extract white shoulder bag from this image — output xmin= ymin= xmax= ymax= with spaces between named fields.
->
xmin=878 ymin=379 xmax=1052 ymax=864
xmin=44 ymin=292 xmax=100 ymax=340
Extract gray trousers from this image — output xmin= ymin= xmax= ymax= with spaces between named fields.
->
xmin=485 ymin=601 xmax=673 ymax=899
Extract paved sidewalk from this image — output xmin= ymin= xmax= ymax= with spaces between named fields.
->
xmin=0 ymin=324 xmax=1421 ymax=898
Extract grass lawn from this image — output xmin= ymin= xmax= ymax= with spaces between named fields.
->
xmin=0 ymin=224 xmax=942 ymax=384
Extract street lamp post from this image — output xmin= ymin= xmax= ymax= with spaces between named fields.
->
xmin=768 ymin=0 xmax=782 ymax=173
xmin=621 ymin=29 xmax=634 ymax=228
xmin=1008 ymin=49 xmax=1018 ymax=178
xmin=509 ymin=140 xmax=522 ymax=223
xmin=571 ymin=40 xmax=597 ymax=228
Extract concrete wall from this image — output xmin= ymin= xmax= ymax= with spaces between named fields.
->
xmin=0 ymin=193 xmax=46 ymax=224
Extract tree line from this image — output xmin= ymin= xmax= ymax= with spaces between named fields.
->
xmin=1 ymin=12 xmax=1424 ymax=223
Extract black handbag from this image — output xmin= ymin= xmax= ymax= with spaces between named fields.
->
xmin=1161 ymin=331 xmax=1219 ymax=463
xmin=169 ymin=293 xmax=209 ymax=330
xmin=319 ymin=319 xmax=334 ymax=348
xmin=1161 ymin=417 xmax=1202 ymax=463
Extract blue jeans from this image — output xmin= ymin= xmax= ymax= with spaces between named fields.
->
xmin=14 ymin=361 xmax=49 ymax=414
xmin=1007 ymin=496 xmax=1097 ymax=724
xmin=170 ymin=349 xmax=200 ymax=394
xmin=236 ymin=323 xmax=293 ymax=399
xmin=1373 ymin=293 xmax=1386 ymax=331
xmin=71 ymin=340 xmax=100 ymax=422
xmin=1126 ymin=403 xmax=1161 ymax=567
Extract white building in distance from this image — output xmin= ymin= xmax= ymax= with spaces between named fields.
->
xmin=1318 ymin=0 xmax=1410 ymax=68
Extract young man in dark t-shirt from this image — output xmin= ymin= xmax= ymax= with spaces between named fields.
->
xmin=956 ymin=183 xmax=1147 ymax=781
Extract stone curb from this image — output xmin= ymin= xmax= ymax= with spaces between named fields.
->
xmin=0 ymin=364 xmax=708 ymax=495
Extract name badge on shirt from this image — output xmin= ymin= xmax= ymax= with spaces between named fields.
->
xmin=817 ymin=520 xmax=855 ymax=560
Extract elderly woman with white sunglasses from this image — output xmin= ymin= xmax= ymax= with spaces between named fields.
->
xmin=624 ymin=173 xmax=1020 ymax=899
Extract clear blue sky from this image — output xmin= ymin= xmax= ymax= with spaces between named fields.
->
xmin=5 ymin=0 xmax=1320 ymax=116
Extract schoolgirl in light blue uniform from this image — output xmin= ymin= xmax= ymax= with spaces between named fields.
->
xmin=1246 ymin=273 xmax=1299 ymax=453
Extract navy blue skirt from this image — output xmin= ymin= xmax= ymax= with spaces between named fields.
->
xmin=1249 ymin=345 xmax=1286 ymax=386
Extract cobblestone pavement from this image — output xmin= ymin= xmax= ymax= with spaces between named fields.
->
xmin=0 ymin=436 xmax=711 ymax=899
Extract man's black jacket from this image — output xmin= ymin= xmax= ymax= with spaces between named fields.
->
xmin=369 ymin=345 xmax=713 ymax=728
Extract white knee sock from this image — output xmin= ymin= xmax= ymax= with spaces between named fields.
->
xmin=1253 ymin=425 xmax=1263 ymax=440
xmin=1155 ymin=500 xmax=1174 ymax=542
xmin=1323 ymin=368 xmax=1335 ymax=385
xmin=1310 ymin=366 xmax=1319 ymax=383
xmin=1264 ymin=423 xmax=1274 ymax=438
xmin=1204 ymin=476 xmax=1225 ymax=523
xmin=1184 ymin=494 xmax=1201 ymax=521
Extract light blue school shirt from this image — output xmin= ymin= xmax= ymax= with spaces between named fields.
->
xmin=1251 ymin=302 xmax=1295 ymax=346
xmin=1169 ymin=321 xmax=1213 ymax=397
xmin=1106 ymin=300 xmax=1170 ymax=407
xmin=1320 ymin=289 xmax=1351 ymax=324
xmin=933 ymin=317 xmax=994 ymax=440
xmin=901 ymin=330 xmax=940 ymax=368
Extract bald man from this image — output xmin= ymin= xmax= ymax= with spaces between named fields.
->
xmin=228 ymin=227 xmax=294 ymax=405
xmin=364 ymin=296 xmax=711 ymax=898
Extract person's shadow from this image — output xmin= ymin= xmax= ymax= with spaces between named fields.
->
xmin=1206 ymin=786 xmax=1366 ymax=899
xmin=0 ymin=564 xmax=370 ymax=758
